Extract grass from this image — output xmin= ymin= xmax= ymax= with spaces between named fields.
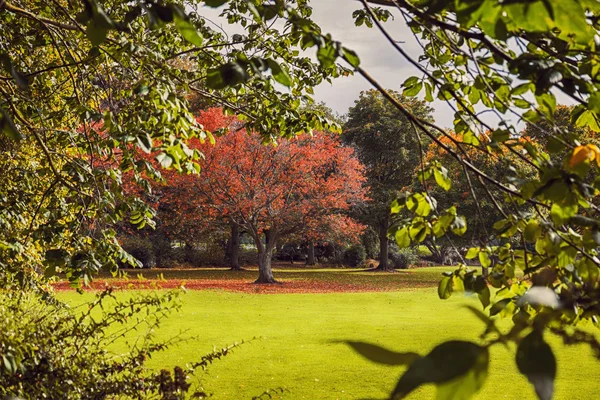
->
xmin=58 ymin=268 xmax=600 ymax=399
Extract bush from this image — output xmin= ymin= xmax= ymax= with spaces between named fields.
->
xmin=183 ymin=243 xmax=226 ymax=266
xmin=343 ymin=244 xmax=366 ymax=267
xmin=361 ymin=228 xmax=380 ymax=259
xmin=120 ymin=236 xmax=155 ymax=268
xmin=389 ymin=245 xmax=419 ymax=269
xmin=149 ymin=237 xmax=181 ymax=268
xmin=0 ymin=289 xmax=237 ymax=399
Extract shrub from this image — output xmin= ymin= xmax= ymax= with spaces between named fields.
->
xmin=150 ymin=237 xmax=181 ymax=268
xmin=120 ymin=236 xmax=155 ymax=268
xmin=0 ymin=289 xmax=238 ymax=399
xmin=344 ymin=244 xmax=366 ymax=267
xmin=389 ymin=245 xmax=419 ymax=269
xmin=360 ymin=228 xmax=380 ymax=259
xmin=183 ymin=243 xmax=226 ymax=266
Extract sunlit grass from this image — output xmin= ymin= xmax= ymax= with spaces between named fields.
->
xmin=58 ymin=268 xmax=600 ymax=399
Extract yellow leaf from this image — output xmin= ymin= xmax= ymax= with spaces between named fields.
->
xmin=570 ymin=145 xmax=594 ymax=167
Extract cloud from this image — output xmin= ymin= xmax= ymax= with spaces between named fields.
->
xmin=310 ymin=1 xmax=457 ymax=127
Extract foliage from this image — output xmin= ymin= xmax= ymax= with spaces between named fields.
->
xmin=159 ymin=108 xmax=368 ymax=282
xmin=343 ymin=90 xmax=434 ymax=270
xmin=388 ymin=244 xmax=419 ymax=270
xmin=360 ymin=227 xmax=380 ymax=259
xmin=238 ymin=0 xmax=600 ymax=398
xmin=120 ymin=236 xmax=156 ymax=268
xmin=417 ymin=131 xmax=538 ymax=252
xmin=0 ymin=288 xmax=239 ymax=399
xmin=343 ymin=244 xmax=367 ymax=267
xmin=0 ymin=0 xmax=345 ymax=289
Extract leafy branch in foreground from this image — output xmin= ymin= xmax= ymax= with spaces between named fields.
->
xmin=246 ymin=0 xmax=600 ymax=398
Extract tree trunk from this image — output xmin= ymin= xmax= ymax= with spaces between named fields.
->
xmin=229 ymin=222 xmax=241 ymax=271
xmin=377 ymin=220 xmax=390 ymax=270
xmin=306 ymin=240 xmax=316 ymax=266
xmin=255 ymin=230 xmax=278 ymax=283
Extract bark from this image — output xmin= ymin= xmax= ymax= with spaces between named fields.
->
xmin=255 ymin=230 xmax=278 ymax=283
xmin=229 ymin=222 xmax=241 ymax=271
xmin=306 ymin=240 xmax=316 ymax=266
xmin=377 ymin=219 xmax=390 ymax=270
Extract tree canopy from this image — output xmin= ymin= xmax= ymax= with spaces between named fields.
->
xmin=163 ymin=108 xmax=367 ymax=282
xmin=343 ymin=89 xmax=433 ymax=269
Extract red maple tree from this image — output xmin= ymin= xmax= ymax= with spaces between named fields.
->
xmin=163 ymin=108 xmax=368 ymax=283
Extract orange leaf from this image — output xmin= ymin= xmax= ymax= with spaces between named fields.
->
xmin=570 ymin=145 xmax=595 ymax=167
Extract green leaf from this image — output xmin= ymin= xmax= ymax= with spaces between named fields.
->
xmin=390 ymin=198 xmax=405 ymax=214
xmin=433 ymin=166 xmax=451 ymax=191
xmin=406 ymin=193 xmax=435 ymax=217
xmin=550 ymin=202 xmax=578 ymax=226
xmin=317 ymin=44 xmax=338 ymax=69
xmin=395 ymin=227 xmax=411 ymax=248
xmin=425 ymin=82 xmax=434 ymax=102
xmin=524 ymin=220 xmax=542 ymax=241
xmin=503 ymin=1 xmax=552 ymax=32
xmin=516 ymin=330 xmax=556 ymax=400
xmin=86 ymin=24 xmax=108 ymax=46
xmin=174 ymin=14 xmax=204 ymax=47
xmin=438 ymin=276 xmax=453 ymax=299
xmin=490 ymin=298 xmax=511 ymax=316
xmin=45 ymin=249 xmax=69 ymax=268
xmin=206 ymin=62 xmax=250 ymax=89
xmin=478 ymin=252 xmax=491 ymax=268
xmin=391 ymin=341 xmax=488 ymax=399
xmin=588 ymin=92 xmax=600 ymax=114
xmin=403 ymin=82 xmax=423 ymax=97
xmin=478 ymin=286 xmax=491 ymax=309
xmin=576 ymin=110 xmax=600 ymax=132
xmin=451 ymin=215 xmax=467 ymax=236
xmin=0 ymin=107 xmax=23 ymax=140
xmin=435 ymin=346 xmax=489 ymax=400
xmin=341 ymin=47 xmax=360 ymax=68
xmin=465 ymin=247 xmax=479 ymax=260
xmin=551 ymin=0 xmax=595 ymax=45
xmin=267 ymin=60 xmax=292 ymax=87
xmin=491 ymin=129 xmax=510 ymax=143
xmin=345 ymin=341 xmax=421 ymax=366
xmin=512 ymin=83 xmax=532 ymax=96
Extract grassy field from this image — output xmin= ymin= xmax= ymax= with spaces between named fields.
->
xmin=58 ymin=267 xmax=600 ymax=399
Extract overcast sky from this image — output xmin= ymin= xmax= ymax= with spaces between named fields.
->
xmin=308 ymin=1 xmax=433 ymax=120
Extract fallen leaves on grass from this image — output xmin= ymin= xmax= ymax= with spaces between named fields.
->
xmin=52 ymin=277 xmax=435 ymax=294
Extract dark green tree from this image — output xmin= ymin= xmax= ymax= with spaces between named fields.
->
xmin=343 ymin=89 xmax=433 ymax=270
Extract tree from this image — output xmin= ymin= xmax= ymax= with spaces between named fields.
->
xmin=343 ymin=90 xmax=433 ymax=270
xmin=0 ymin=0 xmax=348 ymax=288
xmin=165 ymin=109 xmax=367 ymax=282
xmin=417 ymin=131 xmax=538 ymax=265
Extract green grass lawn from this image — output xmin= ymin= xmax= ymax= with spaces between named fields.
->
xmin=58 ymin=268 xmax=600 ymax=399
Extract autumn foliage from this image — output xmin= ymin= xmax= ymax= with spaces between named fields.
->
xmin=154 ymin=108 xmax=368 ymax=282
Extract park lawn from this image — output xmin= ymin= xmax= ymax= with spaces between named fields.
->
xmin=58 ymin=269 xmax=600 ymax=400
